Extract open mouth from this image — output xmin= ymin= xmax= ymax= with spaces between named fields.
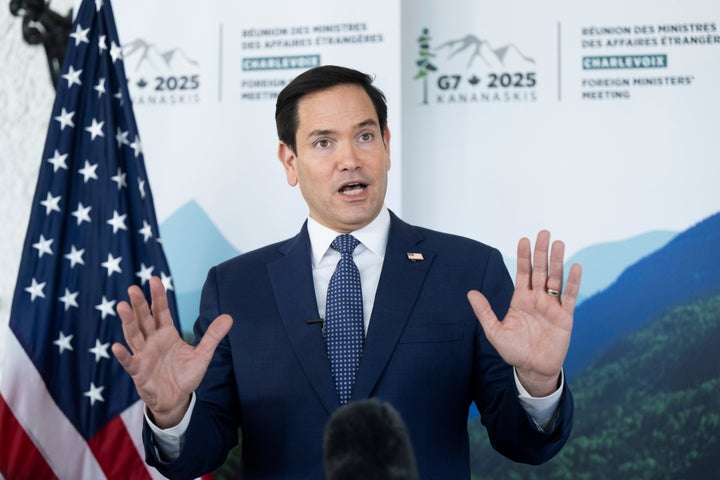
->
xmin=338 ymin=182 xmax=367 ymax=196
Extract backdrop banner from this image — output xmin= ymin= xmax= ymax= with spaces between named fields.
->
xmin=402 ymin=1 xmax=720 ymax=477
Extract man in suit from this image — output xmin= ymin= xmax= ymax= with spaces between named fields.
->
xmin=112 ymin=65 xmax=582 ymax=479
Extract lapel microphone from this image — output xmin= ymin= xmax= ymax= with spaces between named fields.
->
xmin=307 ymin=318 xmax=325 ymax=337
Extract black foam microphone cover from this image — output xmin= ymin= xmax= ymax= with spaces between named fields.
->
xmin=323 ymin=398 xmax=420 ymax=480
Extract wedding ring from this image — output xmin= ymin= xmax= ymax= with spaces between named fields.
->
xmin=546 ymin=288 xmax=560 ymax=297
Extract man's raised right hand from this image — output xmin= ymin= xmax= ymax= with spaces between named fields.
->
xmin=111 ymin=276 xmax=233 ymax=428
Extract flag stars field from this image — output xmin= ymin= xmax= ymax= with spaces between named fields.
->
xmin=100 ymin=253 xmax=122 ymax=277
xmin=59 ymin=288 xmax=80 ymax=311
xmin=138 ymin=178 xmax=146 ymax=198
xmin=64 ymin=245 xmax=86 ymax=268
xmin=129 ymin=136 xmax=142 ymax=157
xmin=54 ymin=108 xmax=75 ymax=130
xmin=109 ymin=41 xmax=122 ymax=62
xmin=160 ymin=271 xmax=174 ymax=291
xmin=71 ymin=202 xmax=92 ymax=225
xmin=94 ymin=77 xmax=106 ymax=97
xmin=89 ymin=340 xmax=111 ymax=362
xmin=47 ymin=149 xmax=69 ymax=172
xmin=111 ymin=167 xmax=127 ymax=189
xmin=135 ymin=263 xmax=154 ymax=285
xmin=85 ymin=118 xmax=105 ymax=140
xmin=95 ymin=296 xmax=117 ymax=319
xmin=32 ymin=234 xmax=54 ymax=257
xmin=53 ymin=332 xmax=74 ymax=354
xmin=106 ymin=210 xmax=127 ymax=233
xmin=83 ymin=383 xmax=105 ymax=406
xmin=115 ymin=127 xmax=129 ymax=147
xmin=62 ymin=65 xmax=83 ymax=88
xmin=69 ymin=24 xmax=90 ymax=46
xmin=98 ymin=33 xmax=108 ymax=53
xmin=40 ymin=192 xmax=62 ymax=215
xmin=138 ymin=220 xmax=153 ymax=242
xmin=25 ymin=278 xmax=46 ymax=301
xmin=78 ymin=160 xmax=99 ymax=183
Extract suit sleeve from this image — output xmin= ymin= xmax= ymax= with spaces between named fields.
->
xmin=472 ymin=248 xmax=574 ymax=465
xmin=143 ymin=267 xmax=241 ymax=480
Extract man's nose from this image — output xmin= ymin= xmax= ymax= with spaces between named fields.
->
xmin=336 ymin=142 xmax=361 ymax=171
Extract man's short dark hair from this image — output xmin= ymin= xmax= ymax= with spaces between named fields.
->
xmin=275 ymin=65 xmax=388 ymax=153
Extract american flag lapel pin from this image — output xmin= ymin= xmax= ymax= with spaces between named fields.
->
xmin=406 ymin=252 xmax=424 ymax=262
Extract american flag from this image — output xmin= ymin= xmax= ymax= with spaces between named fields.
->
xmin=406 ymin=252 xmax=424 ymax=262
xmin=0 ymin=0 xmax=178 ymax=478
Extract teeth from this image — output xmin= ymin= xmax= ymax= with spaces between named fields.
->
xmin=340 ymin=184 xmax=365 ymax=195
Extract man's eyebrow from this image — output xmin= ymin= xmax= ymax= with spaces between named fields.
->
xmin=306 ymin=119 xmax=379 ymax=139
xmin=307 ymin=128 xmax=334 ymax=138
xmin=356 ymin=119 xmax=379 ymax=129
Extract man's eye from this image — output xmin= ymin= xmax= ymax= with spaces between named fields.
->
xmin=316 ymin=139 xmax=330 ymax=148
xmin=359 ymin=133 xmax=373 ymax=142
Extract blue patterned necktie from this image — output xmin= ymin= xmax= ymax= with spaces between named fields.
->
xmin=325 ymin=234 xmax=364 ymax=405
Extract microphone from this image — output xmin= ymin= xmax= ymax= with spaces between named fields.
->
xmin=306 ymin=318 xmax=325 ymax=337
xmin=323 ymin=398 xmax=419 ymax=480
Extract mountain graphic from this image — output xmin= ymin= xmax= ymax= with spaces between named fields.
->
xmin=468 ymin=292 xmax=720 ymax=479
xmin=436 ymin=34 xmax=534 ymax=68
xmin=159 ymin=200 xmax=240 ymax=334
xmin=122 ymin=38 xmax=199 ymax=73
xmin=565 ymin=211 xmax=720 ymax=379
xmin=470 ymin=230 xmax=675 ymax=421
xmin=566 ymin=230 xmax=677 ymax=302
xmin=502 ymin=230 xmax=677 ymax=306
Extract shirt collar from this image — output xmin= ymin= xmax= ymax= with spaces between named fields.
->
xmin=307 ymin=207 xmax=390 ymax=268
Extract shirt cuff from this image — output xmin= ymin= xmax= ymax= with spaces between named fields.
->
xmin=514 ymin=368 xmax=564 ymax=432
xmin=144 ymin=392 xmax=196 ymax=462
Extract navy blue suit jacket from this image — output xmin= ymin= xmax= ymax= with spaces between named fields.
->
xmin=144 ymin=212 xmax=573 ymax=479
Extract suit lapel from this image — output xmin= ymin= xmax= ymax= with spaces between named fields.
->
xmin=353 ymin=212 xmax=435 ymax=400
xmin=267 ymin=224 xmax=338 ymax=414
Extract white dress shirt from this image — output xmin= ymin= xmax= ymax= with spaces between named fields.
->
xmin=148 ymin=207 xmax=563 ymax=459
xmin=307 ymin=207 xmax=390 ymax=333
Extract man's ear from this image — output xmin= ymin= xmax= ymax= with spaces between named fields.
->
xmin=383 ymin=125 xmax=392 ymax=171
xmin=278 ymin=142 xmax=298 ymax=186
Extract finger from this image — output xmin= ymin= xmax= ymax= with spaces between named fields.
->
xmin=515 ymin=237 xmax=532 ymax=290
xmin=561 ymin=263 xmax=583 ymax=313
xmin=546 ymin=240 xmax=565 ymax=295
xmin=128 ymin=282 xmax=155 ymax=338
xmin=117 ymin=299 xmax=146 ymax=353
xmin=467 ymin=290 xmax=500 ymax=341
xmin=194 ymin=314 xmax=234 ymax=363
xmin=111 ymin=342 xmax=136 ymax=375
xmin=149 ymin=276 xmax=174 ymax=329
xmin=531 ymin=230 xmax=551 ymax=291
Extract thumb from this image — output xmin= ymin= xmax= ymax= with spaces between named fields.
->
xmin=467 ymin=290 xmax=500 ymax=340
xmin=195 ymin=314 xmax=233 ymax=361
xmin=111 ymin=342 xmax=134 ymax=374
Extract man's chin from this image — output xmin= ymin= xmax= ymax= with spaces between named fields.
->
xmin=333 ymin=207 xmax=381 ymax=232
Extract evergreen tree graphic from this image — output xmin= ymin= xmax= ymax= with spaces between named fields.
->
xmin=415 ymin=28 xmax=437 ymax=105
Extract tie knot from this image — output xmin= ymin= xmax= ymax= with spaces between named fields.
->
xmin=331 ymin=234 xmax=360 ymax=255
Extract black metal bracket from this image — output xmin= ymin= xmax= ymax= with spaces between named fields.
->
xmin=9 ymin=0 xmax=73 ymax=89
